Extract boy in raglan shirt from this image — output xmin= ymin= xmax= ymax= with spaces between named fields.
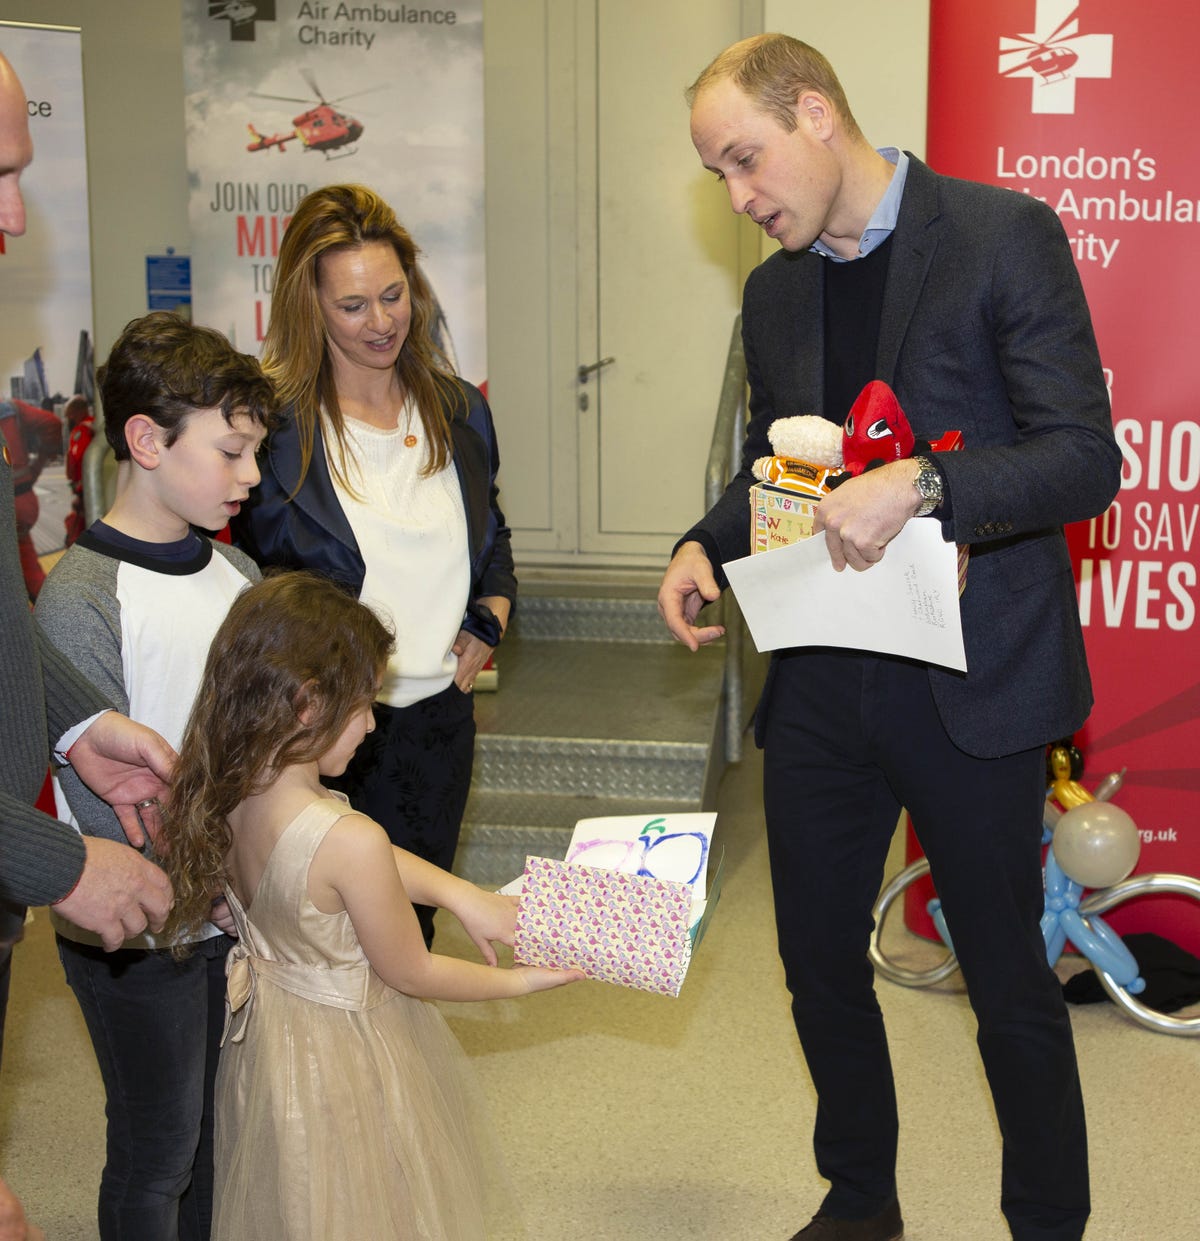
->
xmin=35 ymin=311 xmax=277 ymax=1241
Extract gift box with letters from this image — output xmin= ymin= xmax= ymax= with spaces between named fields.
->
xmin=751 ymin=482 xmax=820 ymax=553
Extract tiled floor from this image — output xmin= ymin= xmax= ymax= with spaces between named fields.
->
xmin=2 ymin=743 xmax=1197 ymax=1239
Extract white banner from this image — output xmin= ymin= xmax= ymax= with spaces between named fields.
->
xmin=181 ymin=0 xmax=485 ymax=382
xmin=0 ymin=22 xmax=92 ymax=402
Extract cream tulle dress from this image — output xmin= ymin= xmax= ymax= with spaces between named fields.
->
xmin=213 ymin=795 xmax=505 ymax=1240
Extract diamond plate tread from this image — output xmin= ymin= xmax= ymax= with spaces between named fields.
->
xmin=475 ymin=636 xmax=724 ymax=747
xmin=454 ymin=833 xmax=569 ymax=886
xmin=456 ymin=581 xmax=728 ymax=883
xmin=462 ymin=788 xmax=701 ymax=829
xmin=509 ymin=594 xmax=670 ymax=644
xmin=472 ymin=734 xmax=708 ymax=799
xmin=454 ymin=793 xmax=703 ymax=886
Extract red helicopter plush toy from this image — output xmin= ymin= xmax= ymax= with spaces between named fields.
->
xmin=840 ymin=379 xmax=916 ymax=475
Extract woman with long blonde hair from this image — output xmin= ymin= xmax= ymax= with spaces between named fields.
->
xmin=236 ymin=184 xmax=513 ymax=945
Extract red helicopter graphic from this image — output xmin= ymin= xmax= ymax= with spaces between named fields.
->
xmin=247 ymin=71 xmax=375 ymax=159
xmin=211 ymin=1 xmax=257 ymax=25
xmin=999 ymin=6 xmax=1081 ymax=84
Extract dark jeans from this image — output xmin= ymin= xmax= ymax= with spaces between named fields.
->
xmin=329 ymin=680 xmax=476 ymax=946
xmin=58 ymin=933 xmax=232 ymax=1241
xmin=762 ymin=650 xmax=1088 ymax=1241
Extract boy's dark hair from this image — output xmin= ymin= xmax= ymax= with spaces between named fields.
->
xmin=98 ymin=311 xmax=279 ymax=461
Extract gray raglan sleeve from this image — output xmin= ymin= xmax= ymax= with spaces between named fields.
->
xmin=33 ymin=548 xmax=131 ymax=845
xmin=211 ymin=538 xmax=262 ymax=585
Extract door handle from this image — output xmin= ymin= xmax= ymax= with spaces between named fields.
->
xmin=577 ymin=356 xmax=615 ymax=384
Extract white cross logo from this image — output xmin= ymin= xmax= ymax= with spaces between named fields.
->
xmin=998 ymin=0 xmax=1113 ymax=115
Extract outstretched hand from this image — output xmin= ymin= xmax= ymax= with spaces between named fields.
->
xmin=66 ymin=712 xmax=177 ymax=848
xmin=449 ymin=889 xmax=584 ymax=989
xmin=513 ymin=964 xmax=586 ymax=992
xmin=657 ymin=541 xmax=725 ymax=651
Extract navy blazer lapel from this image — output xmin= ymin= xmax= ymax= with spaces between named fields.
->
xmin=876 ymin=155 xmax=942 ymax=385
xmin=267 ymin=413 xmax=359 ymax=556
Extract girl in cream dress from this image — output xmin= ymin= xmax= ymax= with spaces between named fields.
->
xmin=161 ymin=573 xmax=579 ymax=1240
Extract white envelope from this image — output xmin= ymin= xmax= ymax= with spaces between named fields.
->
xmin=723 ymin=519 xmax=967 ymax=672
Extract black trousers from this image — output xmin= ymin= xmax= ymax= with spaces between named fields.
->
xmin=329 ymin=681 xmax=476 ymax=946
xmin=761 ymin=649 xmax=1088 ymax=1241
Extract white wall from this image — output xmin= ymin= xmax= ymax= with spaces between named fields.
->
xmin=763 ymin=2 xmax=931 ymax=159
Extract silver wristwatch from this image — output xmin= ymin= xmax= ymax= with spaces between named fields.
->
xmin=911 ymin=456 xmax=944 ymax=517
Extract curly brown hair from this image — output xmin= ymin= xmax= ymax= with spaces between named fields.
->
xmin=160 ymin=571 xmax=394 ymax=944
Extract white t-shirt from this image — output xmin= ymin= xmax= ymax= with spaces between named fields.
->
xmin=330 ymin=406 xmax=470 ymax=709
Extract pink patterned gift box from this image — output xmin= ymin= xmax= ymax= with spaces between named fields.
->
xmin=513 ymin=855 xmax=695 ymax=997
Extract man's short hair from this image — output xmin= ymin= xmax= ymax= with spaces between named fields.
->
xmin=687 ymin=33 xmax=861 ymax=140
xmin=98 ymin=312 xmax=278 ymax=461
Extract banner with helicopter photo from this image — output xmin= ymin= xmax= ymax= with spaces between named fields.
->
xmin=921 ymin=0 xmax=1200 ymax=952
xmin=181 ymin=0 xmax=485 ymax=384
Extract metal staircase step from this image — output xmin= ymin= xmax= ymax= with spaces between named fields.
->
xmin=472 ymin=636 xmax=724 ymax=747
xmin=473 ymin=734 xmax=710 ymax=799
xmin=454 ymin=788 xmax=700 ymax=885
xmin=508 ymin=592 xmax=672 ymax=643
xmin=453 ymin=588 xmax=729 ymax=885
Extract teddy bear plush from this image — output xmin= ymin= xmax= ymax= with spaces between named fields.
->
xmin=751 ymin=414 xmax=845 ymax=498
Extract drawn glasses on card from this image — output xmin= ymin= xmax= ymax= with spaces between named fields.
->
xmin=565 ymin=818 xmax=710 ymax=890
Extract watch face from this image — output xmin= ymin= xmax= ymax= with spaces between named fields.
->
xmin=917 ymin=463 xmax=942 ymax=499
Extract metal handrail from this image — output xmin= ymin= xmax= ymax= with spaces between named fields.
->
xmin=81 ymin=429 xmax=107 ymax=526
xmin=81 ymin=389 xmax=128 ymax=524
xmin=704 ymin=315 xmax=748 ymax=763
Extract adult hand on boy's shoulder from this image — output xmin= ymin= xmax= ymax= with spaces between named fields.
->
xmin=67 ymin=711 xmax=177 ymax=847
xmin=52 ymin=837 xmax=172 ymax=951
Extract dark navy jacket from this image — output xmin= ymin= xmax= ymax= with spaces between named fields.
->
xmin=685 ymin=158 xmax=1121 ymax=759
xmin=234 ymin=377 xmax=515 ymax=647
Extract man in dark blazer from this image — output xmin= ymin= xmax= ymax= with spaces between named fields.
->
xmin=1 ymin=51 xmax=175 ymax=1241
xmin=0 ymin=46 xmax=173 ymax=981
xmin=658 ymin=35 xmax=1121 ymax=1241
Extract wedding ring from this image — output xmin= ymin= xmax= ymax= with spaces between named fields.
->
xmin=136 ymin=798 xmax=158 ymax=809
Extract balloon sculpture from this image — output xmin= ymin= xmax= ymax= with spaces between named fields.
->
xmin=930 ymin=742 xmax=1146 ymax=992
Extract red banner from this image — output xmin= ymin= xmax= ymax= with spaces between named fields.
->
xmin=923 ymin=0 xmax=1200 ymax=952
